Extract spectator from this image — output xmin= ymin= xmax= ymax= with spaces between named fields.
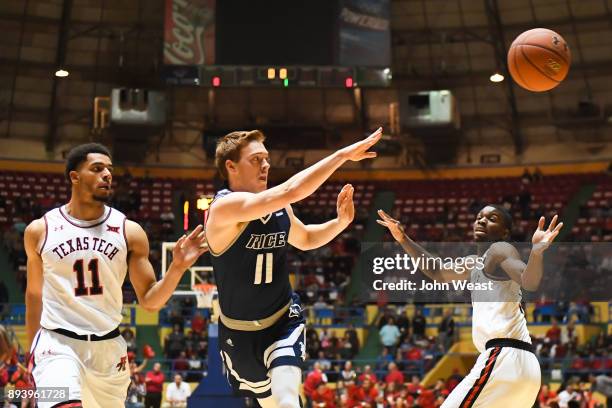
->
xmin=165 ymin=374 xmax=191 ymax=408
xmin=385 ymin=362 xmax=404 ymax=386
xmin=173 ymin=351 xmax=190 ymax=378
xmin=376 ymin=347 xmax=394 ymax=370
xmin=191 ymin=312 xmax=206 ymax=335
xmin=340 ymin=361 xmax=356 ymax=383
xmin=165 ymin=324 xmax=185 ymax=359
xmin=380 ymin=317 xmax=401 ymax=353
xmin=357 ymin=377 xmax=379 ymax=406
xmin=538 ymin=384 xmax=558 ymax=408
xmin=590 ymin=374 xmax=612 ymax=407
xmin=406 ymin=375 xmax=423 ymax=398
xmin=311 ymin=382 xmax=336 ymax=408
xmin=126 ymin=371 xmax=146 ymax=408
xmin=304 ymin=362 xmax=327 ymax=401
xmin=315 ymin=351 xmax=331 ymax=372
xmin=187 ymin=353 xmax=203 ymax=382
xmin=144 ymin=362 xmax=164 ymax=408
xmin=358 ymin=364 xmax=377 ymax=384
xmin=546 ymin=318 xmax=561 ymax=344
xmin=437 ymin=309 xmax=455 ymax=351
xmin=412 ymin=309 xmax=426 ymax=339
xmin=396 ymin=308 xmax=411 ymax=344
xmin=122 ymin=327 xmax=137 ymax=353
xmin=345 ymin=324 xmax=360 ymax=356
xmin=557 ymin=382 xmax=581 ymax=408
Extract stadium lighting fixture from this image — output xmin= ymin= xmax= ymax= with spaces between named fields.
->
xmin=490 ymin=72 xmax=504 ymax=82
xmin=55 ymin=68 xmax=69 ymax=78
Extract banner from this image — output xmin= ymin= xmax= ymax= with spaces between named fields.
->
xmin=163 ymin=0 xmax=215 ymax=65
xmin=338 ymin=0 xmax=391 ymax=67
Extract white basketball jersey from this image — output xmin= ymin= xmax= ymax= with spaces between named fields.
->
xmin=470 ymin=251 xmax=531 ymax=352
xmin=39 ymin=205 xmax=128 ymax=335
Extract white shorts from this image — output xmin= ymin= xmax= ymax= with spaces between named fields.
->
xmin=30 ymin=328 xmax=131 ymax=408
xmin=442 ymin=340 xmax=541 ymax=408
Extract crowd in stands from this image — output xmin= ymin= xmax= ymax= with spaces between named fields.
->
xmin=304 ymin=362 xmax=458 ymax=408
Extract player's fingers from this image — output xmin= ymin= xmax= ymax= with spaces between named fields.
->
xmin=538 ymin=216 xmax=545 ymax=230
xmin=366 ymin=127 xmax=382 ymax=140
xmin=378 ymin=209 xmax=395 ymax=222
xmin=553 ymin=222 xmax=564 ymax=233
xmin=547 ymin=215 xmax=558 ymax=231
xmin=363 ymin=151 xmax=377 ymax=159
xmin=376 ymin=220 xmax=389 ymax=227
xmin=188 ymin=224 xmax=204 ymax=239
xmin=175 ymin=234 xmax=186 ymax=249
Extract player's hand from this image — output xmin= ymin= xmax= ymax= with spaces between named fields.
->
xmin=531 ymin=215 xmax=563 ymax=254
xmin=172 ymin=225 xmax=208 ymax=271
xmin=336 ymin=184 xmax=355 ymax=227
xmin=376 ymin=209 xmax=406 ymax=243
xmin=337 ymin=127 xmax=383 ymax=162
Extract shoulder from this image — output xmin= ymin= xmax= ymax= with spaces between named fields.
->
xmin=25 ymin=218 xmax=46 ymax=238
xmin=124 ymin=220 xmax=148 ymax=249
xmin=487 ymin=241 xmax=520 ymax=260
xmin=124 ymin=219 xmax=145 ymax=234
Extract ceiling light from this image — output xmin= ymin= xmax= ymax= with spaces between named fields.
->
xmin=55 ymin=69 xmax=69 ymax=78
xmin=490 ymin=72 xmax=504 ymax=83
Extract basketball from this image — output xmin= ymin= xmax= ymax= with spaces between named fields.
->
xmin=507 ymin=28 xmax=571 ymax=92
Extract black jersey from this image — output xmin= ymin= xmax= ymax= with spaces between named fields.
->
xmin=209 ymin=189 xmax=293 ymax=321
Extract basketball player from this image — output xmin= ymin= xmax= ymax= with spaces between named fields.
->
xmin=205 ymin=128 xmax=383 ymax=408
xmin=377 ymin=205 xmax=563 ymax=408
xmin=24 ymin=143 xmax=207 ymax=408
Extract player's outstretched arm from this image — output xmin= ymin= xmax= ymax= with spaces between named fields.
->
xmin=492 ymin=215 xmax=563 ymax=291
xmin=127 ymin=222 xmax=208 ymax=312
xmin=287 ymin=184 xmax=355 ymax=251
xmin=210 ymin=128 xmax=383 ymax=226
xmin=376 ymin=210 xmax=469 ymax=283
xmin=24 ymin=218 xmax=45 ymax=349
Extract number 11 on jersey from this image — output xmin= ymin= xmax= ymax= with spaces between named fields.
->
xmin=254 ymin=253 xmax=273 ymax=285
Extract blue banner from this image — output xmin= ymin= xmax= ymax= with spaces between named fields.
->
xmin=338 ymin=0 xmax=391 ymax=67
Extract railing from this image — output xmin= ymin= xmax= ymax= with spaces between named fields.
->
xmin=303 ymin=357 xmax=441 ymax=380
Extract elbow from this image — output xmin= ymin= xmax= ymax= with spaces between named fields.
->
xmin=521 ymin=279 xmax=540 ymax=292
xmin=139 ymin=300 xmax=161 ymax=313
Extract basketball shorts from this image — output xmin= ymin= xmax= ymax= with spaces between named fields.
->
xmin=218 ymin=293 xmax=306 ymax=399
xmin=30 ymin=327 xmax=131 ymax=408
xmin=441 ymin=338 xmax=541 ymax=408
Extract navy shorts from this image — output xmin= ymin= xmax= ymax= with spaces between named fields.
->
xmin=218 ymin=293 xmax=306 ymax=399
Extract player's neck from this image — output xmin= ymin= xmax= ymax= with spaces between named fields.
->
xmin=65 ymin=198 xmax=106 ymax=221
xmin=475 ymin=242 xmax=489 ymax=256
xmin=228 ymin=180 xmax=261 ymax=193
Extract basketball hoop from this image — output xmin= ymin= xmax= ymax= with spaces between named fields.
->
xmin=193 ymin=283 xmax=217 ymax=309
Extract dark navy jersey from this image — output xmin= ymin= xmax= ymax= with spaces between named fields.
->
xmin=209 ymin=189 xmax=293 ymax=321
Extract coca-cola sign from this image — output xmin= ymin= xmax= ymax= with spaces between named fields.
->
xmin=164 ymin=0 xmax=215 ymax=65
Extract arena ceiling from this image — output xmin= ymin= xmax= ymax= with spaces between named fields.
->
xmin=0 ymin=0 xmax=611 ymax=163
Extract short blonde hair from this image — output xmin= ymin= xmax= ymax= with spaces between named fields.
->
xmin=214 ymin=130 xmax=266 ymax=180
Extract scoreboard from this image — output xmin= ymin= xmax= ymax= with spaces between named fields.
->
xmin=163 ymin=0 xmax=392 ymax=88
xmin=163 ymin=65 xmax=392 ymax=88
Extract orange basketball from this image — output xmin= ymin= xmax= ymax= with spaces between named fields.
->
xmin=507 ymin=28 xmax=571 ymax=92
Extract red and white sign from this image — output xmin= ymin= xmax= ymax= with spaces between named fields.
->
xmin=163 ymin=0 xmax=215 ymax=65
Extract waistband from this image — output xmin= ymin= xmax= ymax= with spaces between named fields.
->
xmin=485 ymin=338 xmax=535 ymax=353
xmin=219 ymin=301 xmax=291 ymax=332
xmin=49 ymin=326 xmax=121 ymax=341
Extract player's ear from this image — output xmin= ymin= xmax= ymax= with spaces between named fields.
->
xmin=225 ymin=159 xmax=237 ymax=175
xmin=69 ymin=170 xmax=80 ymax=185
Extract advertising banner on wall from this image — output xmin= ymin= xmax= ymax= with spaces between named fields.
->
xmin=338 ymin=0 xmax=391 ymax=67
xmin=163 ymin=0 xmax=215 ymax=66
